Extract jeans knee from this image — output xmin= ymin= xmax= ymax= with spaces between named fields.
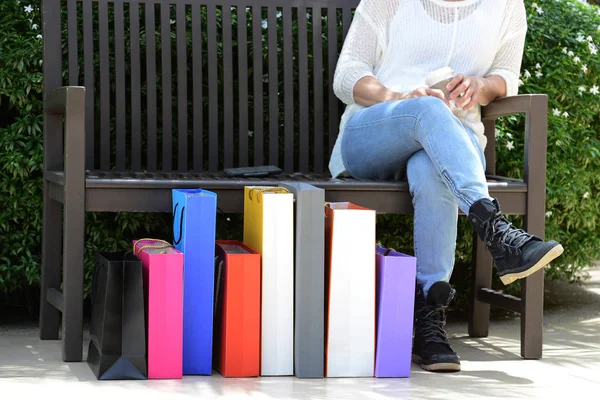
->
xmin=413 ymin=95 xmax=449 ymax=111
xmin=407 ymin=151 xmax=452 ymax=200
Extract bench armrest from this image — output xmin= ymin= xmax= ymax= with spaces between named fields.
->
xmin=43 ymin=86 xmax=86 ymax=203
xmin=481 ymin=93 xmax=548 ymax=236
xmin=482 ymin=94 xmax=546 ymax=120
xmin=45 ymin=86 xmax=85 ymax=115
xmin=43 ymin=86 xmax=86 ymax=173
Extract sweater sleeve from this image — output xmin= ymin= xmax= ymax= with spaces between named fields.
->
xmin=485 ymin=0 xmax=527 ymax=97
xmin=333 ymin=1 xmax=389 ymax=105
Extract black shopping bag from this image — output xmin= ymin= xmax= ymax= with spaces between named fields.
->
xmin=87 ymin=252 xmax=147 ymax=380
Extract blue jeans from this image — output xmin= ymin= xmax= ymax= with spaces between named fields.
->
xmin=341 ymin=96 xmax=491 ymax=295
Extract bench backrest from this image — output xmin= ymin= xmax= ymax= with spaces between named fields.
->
xmin=42 ymin=0 xmax=359 ymax=174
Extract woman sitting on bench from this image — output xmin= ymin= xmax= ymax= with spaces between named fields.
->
xmin=331 ymin=0 xmax=563 ymax=372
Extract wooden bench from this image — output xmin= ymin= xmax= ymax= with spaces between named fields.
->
xmin=40 ymin=0 xmax=549 ymax=362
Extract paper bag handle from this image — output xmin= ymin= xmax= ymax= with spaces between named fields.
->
xmin=173 ymin=203 xmax=185 ymax=245
xmin=133 ymin=238 xmax=173 ymax=257
xmin=248 ymin=187 xmax=289 ymax=202
xmin=384 ymin=248 xmax=396 ymax=256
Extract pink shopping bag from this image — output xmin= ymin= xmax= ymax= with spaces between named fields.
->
xmin=133 ymin=239 xmax=184 ymax=379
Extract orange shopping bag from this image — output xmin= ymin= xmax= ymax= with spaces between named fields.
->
xmin=213 ymin=241 xmax=261 ymax=378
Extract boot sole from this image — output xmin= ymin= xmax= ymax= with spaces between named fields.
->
xmin=412 ymin=354 xmax=461 ymax=372
xmin=499 ymin=244 xmax=564 ymax=285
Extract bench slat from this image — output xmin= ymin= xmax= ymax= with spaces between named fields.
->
xmin=238 ymin=7 xmax=249 ymax=168
xmin=252 ymin=6 xmax=264 ymax=166
xmin=115 ymin=0 xmax=127 ymax=170
xmin=268 ymin=6 xmax=279 ymax=167
xmin=130 ymin=1 xmax=142 ymax=171
xmin=99 ymin=0 xmax=111 ymax=170
xmin=298 ymin=6 xmax=309 ymax=173
xmin=67 ymin=0 xmax=78 ymax=86
xmin=145 ymin=3 xmax=158 ymax=171
xmin=283 ymin=6 xmax=294 ymax=172
xmin=176 ymin=3 xmax=188 ymax=171
xmin=342 ymin=6 xmax=351 ymax=40
xmin=83 ymin=0 xmax=95 ymax=169
xmin=207 ymin=4 xmax=219 ymax=171
xmin=313 ymin=7 xmax=324 ymax=173
xmin=327 ymin=6 xmax=338 ymax=157
xmin=223 ymin=6 xmax=234 ymax=169
xmin=192 ymin=3 xmax=203 ymax=170
xmin=161 ymin=3 xmax=173 ymax=171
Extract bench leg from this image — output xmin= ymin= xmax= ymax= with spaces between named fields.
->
xmin=61 ymin=189 xmax=85 ymax=362
xmin=468 ymin=233 xmax=493 ymax=338
xmin=39 ymin=184 xmax=62 ymax=340
xmin=520 ymin=186 xmax=545 ymax=359
xmin=520 ymin=269 xmax=544 ymax=359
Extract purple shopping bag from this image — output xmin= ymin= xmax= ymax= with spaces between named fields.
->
xmin=375 ymin=246 xmax=417 ymax=378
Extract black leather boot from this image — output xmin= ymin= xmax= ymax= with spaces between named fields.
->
xmin=412 ymin=281 xmax=460 ymax=372
xmin=469 ymin=198 xmax=564 ymax=285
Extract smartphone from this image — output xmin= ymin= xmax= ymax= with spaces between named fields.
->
xmin=224 ymin=165 xmax=283 ymax=178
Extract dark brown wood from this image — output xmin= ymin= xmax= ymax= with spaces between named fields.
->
xmin=99 ymin=1 xmax=110 ymax=170
xmin=130 ymin=1 xmax=142 ymax=171
xmin=283 ymin=6 xmax=294 ymax=172
xmin=61 ymin=86 xmax=86 ymax=362
xmin=478 ymin=288 xmax=521 ymax=313
xmin=40 ymin=0 xmax=63 ymax=344
xmin=482 ymin=95 xmax=535 ymax=119
xmin=298 ymin=7 xmax=309 ymax=172
xmin=268 ymin=6 xmax=279 ymax=166
xmin=327 ymin=6 xmax=338 ymax=156
xmin=222 ymin=6 xmax=234 ymax=169
xmin=82 ymin=0 xmax=94 ymax=169
xmin=342 ymin=6 xmax=351 ymax=38
xmin=207 ymin=4 xmax=219 ymax=171
xmin=238 ymin=8 xmax=249 ymax=167
xmin=192 ymin=3 xmax=203 ymax=170
xmin=161 ymin=4 xmax=173 ymax=171
xmin=67 ymin=0 xmax=78 ymax=86
xmin=469 ymin=233 xmax=494 ymax=337
xmin=47 ymin=288 xmax=65 ymax=312
xmin=483 ymin=119 xmax=497 ymax=175
xmin=40 ymin=188 xmax=62 ymax=340
xmin=115 ymin=0 xmax=127 ymax=170
xmin=520 ymin=95 xmax=549 ymax=360
xmin=176 ymin=3 xmax=188 ymax=171
xmin=313 ymin=7 xmax=324 ymax=173
xmin=252 ymin=5 xmax=264 ymax=166
xmin=81 ymin=180 xmax=526 ymax=215
xmin=145 ymin=3 xmax=158 ymax=171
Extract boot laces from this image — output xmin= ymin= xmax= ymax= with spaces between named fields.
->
xmin=483 ymin=212 xmax=532 ymax=256
xmin=419 ymin=306 xmax=451 ymax=346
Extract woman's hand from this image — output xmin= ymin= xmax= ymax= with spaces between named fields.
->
xmin=353 ymin=76 xmax=450 ymax=107
xmin=404 ymin=87 xmax=451 ymax=107
xmin=445 ymin=75 xmax=507 ymax=110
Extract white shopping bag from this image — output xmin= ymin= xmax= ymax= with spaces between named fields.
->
xmin=325 ymin=202 xmax=376 ymax=377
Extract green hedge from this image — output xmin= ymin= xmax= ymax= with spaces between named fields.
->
xmin=1 ymin=0 xmax=599 ymax=311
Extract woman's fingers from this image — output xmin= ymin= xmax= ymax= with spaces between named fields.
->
xmin=450 ymin=78 xmax=470 ymax=100
xmin=463 ymin=90 xmax=479 ymax=111
xmin=446 ymin=74 xmax=464 ymax=94
xmin=407 ymin=88 xmax=449 ymax=106
xmin=426 ymin=88 xmax=450 ymax=106
xmin=456 ymin=86 xmax=474 ymax=108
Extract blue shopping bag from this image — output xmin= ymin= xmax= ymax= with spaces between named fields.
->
xmin=172 ymin=189 xmax=218 ymax=375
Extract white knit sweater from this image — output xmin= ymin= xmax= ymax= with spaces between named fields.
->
xmin=329 ymin=0 xmax=527 ymax=178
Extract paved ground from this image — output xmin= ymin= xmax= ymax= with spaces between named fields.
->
xmin=1 ymin=269 xmax=599 ymax=399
